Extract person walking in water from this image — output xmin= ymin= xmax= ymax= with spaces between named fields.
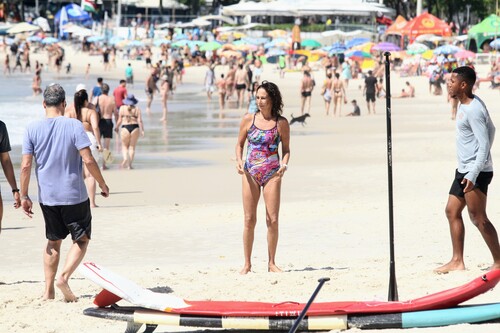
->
xmin=235 ymin=81 xmax=290 ymax=274
xmin=435 ymin=66 xmax=500 ymax=274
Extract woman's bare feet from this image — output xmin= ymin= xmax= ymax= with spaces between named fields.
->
xmin=56 ymin=278 xmax=78 ymax=302
xmin=42 ymin=287 xmax=55 ymax=300
xmin=434 ymin=260 xmax=465 ymax=274
xmin=239 ymin=265 xmax=251 ymax=275
xmin=268 ymin=264 xmax=282 ymax=273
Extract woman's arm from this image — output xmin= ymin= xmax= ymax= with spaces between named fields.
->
xmin=235 ymin=114 xmax=251 ymax=174
xmin=114 ymin=107 xmax=123 ymax=132
xmin=277 ymin=117 xmax=290 ymax=176
xmin=137 ymin=107 xmax=145 ymax=137
xmin=89 ymin=109 xmax=102 ymax=150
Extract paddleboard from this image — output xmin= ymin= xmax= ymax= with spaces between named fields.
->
xmin=79 ymin=262 xmax=500 ymax=316
xmin=83 ymin=302 xmax=500 ymax=332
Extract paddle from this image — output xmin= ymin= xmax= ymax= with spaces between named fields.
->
xmin=384 ymin=51 xmax=398 ymax=302
xmin=288 ymin=277 xmax=330 ymax=333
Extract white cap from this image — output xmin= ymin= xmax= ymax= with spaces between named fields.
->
xmin=76 ymin=83 xmax=86 ymax=92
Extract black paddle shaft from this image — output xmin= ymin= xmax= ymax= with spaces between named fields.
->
xmin=384 ymin=51 xmax=398 ymax=302
xmin=288 ymin=277 xmax=330 ymax=333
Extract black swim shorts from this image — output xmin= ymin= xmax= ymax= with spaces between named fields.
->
xmin=366 ymin=92 xmax=376 ymax=102
xmin=41 ymin=199 xmax=92 ymax=241
xmin=449 ymin=169 xmax=493 ymax=198
xmin=301 ymin=91 xmax=312 ymax=97
xmin=99 ymin=118 xmax=113 ymax=139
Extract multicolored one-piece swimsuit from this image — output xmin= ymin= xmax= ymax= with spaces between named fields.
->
xmin=244 ymin=113 xmax=281 ymax=186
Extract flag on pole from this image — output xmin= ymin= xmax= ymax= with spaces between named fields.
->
xmin=59 ymin=6 xmax=68 ymax=38
xmin=81 ymin=0 xmax=97 ymax=12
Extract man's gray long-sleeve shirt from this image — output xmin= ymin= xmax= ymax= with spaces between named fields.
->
xmin=456 ymin=96 xmax=495 ymax=184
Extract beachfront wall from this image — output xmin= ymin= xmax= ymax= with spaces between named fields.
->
xmin=221 ymin=0 xmax=395 ymax=18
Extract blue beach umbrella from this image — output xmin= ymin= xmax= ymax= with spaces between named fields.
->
xmin=433 ymin=44 xmax=460 ymax=55
xmin=345 ymin=37 xmax=370 ymax=49
xmin=41 ymin=37 xmax=59 ymax=44
xmin=153 ymin=38 xmax=171 ymax=47
xmin=87 ymin=35 xmax=104 ymax=43
xmin=490 ymin=38 xmax=500 ymax=49
xmin=108 ymin=35 xmax=124 ymax=45
xmin=27 ymin=35 xmax=42 ymax=42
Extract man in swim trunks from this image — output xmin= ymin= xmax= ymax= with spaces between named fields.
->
xmin=20 ymin=83 xmax=109 ymax=302
xmin=435 ymin=66 xmax=500 ymax=274
xmin=234 ymin=63 xmax=248 ymax=110
xmin=300 ymin=71 xmax=314 ymax=115
xmin=97 ymin=83 xmax=116 ymax=170
xmin=363 ymin=70 xmax=377 ymax=114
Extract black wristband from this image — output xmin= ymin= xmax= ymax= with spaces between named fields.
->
xmin=12 ymin=189 xmax=19 ymax=193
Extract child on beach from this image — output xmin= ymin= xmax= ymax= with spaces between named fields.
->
xmin=345 ymin=99 xmax=361 ymax=116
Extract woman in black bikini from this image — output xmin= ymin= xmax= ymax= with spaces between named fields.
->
xmin=115 ymin=93 xmax=144 ymax=169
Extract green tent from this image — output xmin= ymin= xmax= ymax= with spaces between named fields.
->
xmin=467 ymin=14 xmax=500 ymax=52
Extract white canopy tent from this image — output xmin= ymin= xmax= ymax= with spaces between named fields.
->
xmin=121 ymin=0 xmax=187 ymax=9
xmin=222 ymin=0 xmax=395 ymax=17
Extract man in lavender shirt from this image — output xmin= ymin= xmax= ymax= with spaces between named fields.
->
xmin=436 ymin=66 xmax=500 ymax=273
xmin=20 ymin=83 xmax=110 ymax=302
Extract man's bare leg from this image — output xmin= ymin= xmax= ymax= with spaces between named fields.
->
xmin=44 ymin=240 xmax=62 ymax=300
xmin=56 ymin=236 xmax=89 ymax=302
xmin=465 ymin=189 xmax=500 ymax=270
xmin=435 ymin=195 xmax=466 ymax=274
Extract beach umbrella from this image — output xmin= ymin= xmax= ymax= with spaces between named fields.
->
xmin=328 ymin=42 xmax=346 ymax=55
xmin=87 ymin=35 xmax=105 ymax=43
xmin=219 ymin=49 xmax=242 ymax=59
xmin=268 ymin=29 xmax=287 ymax=38
xmin=200 ymin=41 xmax=222 ymax=51
xmin=109 ymin=35 xmax=125 ymax=45
xmin=490 ymin=38 xmax=500 ymax=49
xmin=41 ymin=37 xmax=59 ymax=44
xmin=421 ymin=49 xmax=434 ymax=60
xmin=406 ymin=42 xmax=428 ymax=55
xmin=27 ymin=35 xmax=42 ymax=42
xmin=241 ymin=37 xmax=269 ymax=45
xmin=454 ymin=49 xmax=476 ymax=59
xmin=345 ymin=37 xmax=370 ymax=49
xmin=266 ymin=48 xmax=286 ymax=57
xmin=264 ymin=38 xmax=288 ymax=49
xmin=301 ymin=39 xmax=321 ymax=49
xmin=7 ymin=22 xmax=41 ymax=34
xmin=173 ymin=33 xmax=188 ymax=40
xmin=373 ymin=42 xmax=401 ymax=52
xmin=433 ymin=44 xmax=460 ymax=55
xmin=153 ymin=38 xmax=171 ymax=47
xmin=127 ymin=40 xmax=144 ymax=48
xmin=345 ymin=50 xmax=371 ymax=61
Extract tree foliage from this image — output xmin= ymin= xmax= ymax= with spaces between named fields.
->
xmin=384 ymin=0 xmax=497 ymax=25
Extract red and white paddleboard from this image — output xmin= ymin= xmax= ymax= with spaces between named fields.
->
xmin=79 ymin=262 xmax=500 ymax=317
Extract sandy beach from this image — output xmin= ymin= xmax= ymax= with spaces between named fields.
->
xmin=2 ymin=45 xmax=500 ymax=332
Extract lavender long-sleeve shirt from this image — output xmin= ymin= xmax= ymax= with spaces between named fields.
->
xmin=456 ymin=96 xmax=495 ymax=184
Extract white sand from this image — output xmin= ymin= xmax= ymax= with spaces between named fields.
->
xmin=1 ymin=45 xmax=500 ymax=332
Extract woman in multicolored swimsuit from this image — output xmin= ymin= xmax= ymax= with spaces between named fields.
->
xmin=235 ymin=81 xmax=290 ymax=275
xmin=115 ymin=93 xmax=144 ymax=169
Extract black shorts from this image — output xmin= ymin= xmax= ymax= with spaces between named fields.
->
xmin=236 ymin=83 xmax=246 ymax=90
xmin=366 ymin=92 xmax=376 ymax=102
xmin=449 ymin=169 xmax=493 ymax=198
xmin=99 ymin=118 xmax=113 ymax=138
xmin=301 ymin=91 xmax=312 ymax=97
xmin=41 ymin=199 xmax=92 ymax=241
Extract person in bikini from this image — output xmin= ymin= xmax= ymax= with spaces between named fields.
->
xmin=331 ymin=72 xmax=347 ymax=117
xmin=234 ymin=63 xmax=248 ymax=110
xmin=115 ymin=93 xmax=144 ymax=169
xmin=65 ymin=89 xmax=103 ymax=208
xmin=235 ymin=81 xmax=290 ymax=274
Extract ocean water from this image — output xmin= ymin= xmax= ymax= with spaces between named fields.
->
xmin=0 ymin=70 xmax=242 ymax=170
